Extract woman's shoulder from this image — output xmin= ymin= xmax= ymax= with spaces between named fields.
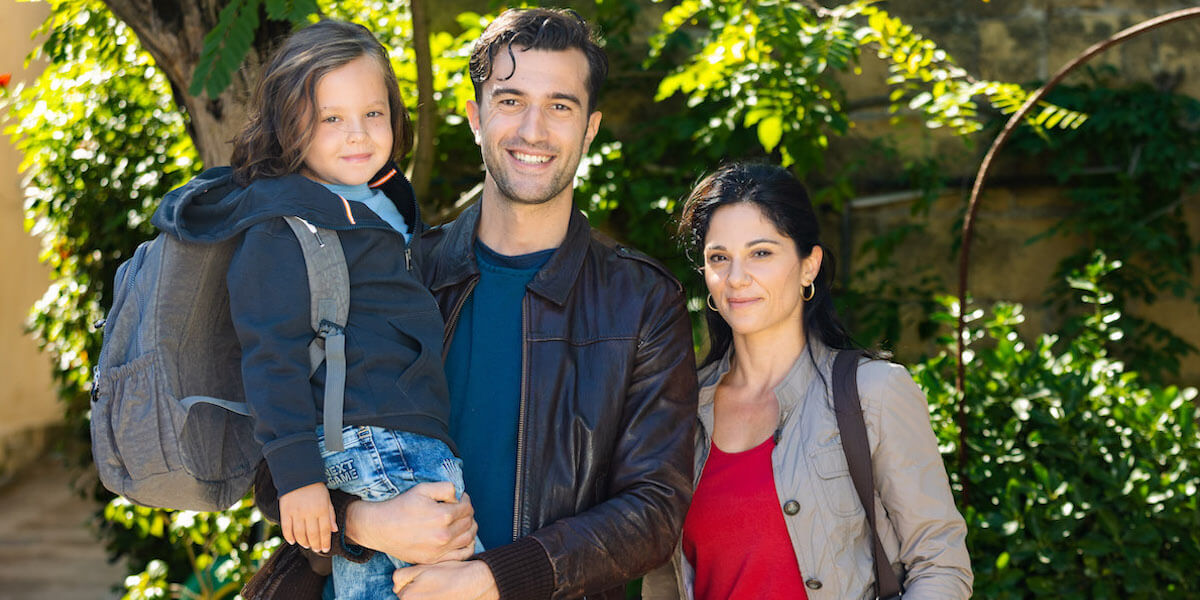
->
xmin=854 ymin=356 xmax=927 ymax=417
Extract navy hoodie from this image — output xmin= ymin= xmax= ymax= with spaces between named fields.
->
xmin=152 ymin=165 xmax=453 ymax=496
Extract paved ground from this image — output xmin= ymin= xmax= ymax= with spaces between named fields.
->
xmin=0 ymin=455 xmax=125 ymax=600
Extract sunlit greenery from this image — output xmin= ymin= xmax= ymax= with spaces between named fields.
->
xmin=918 ymin=255 xmax=1200 ymax=598
xmin=5 ymin=1 xmax=1196 ymax=598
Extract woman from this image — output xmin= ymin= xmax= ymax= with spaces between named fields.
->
xmin=644 ymin=163 xmax=972 ymax=599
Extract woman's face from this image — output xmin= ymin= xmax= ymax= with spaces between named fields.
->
xmin=702 ymin=202 xmax=822 ymax=339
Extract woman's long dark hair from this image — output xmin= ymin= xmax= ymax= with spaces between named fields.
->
xmin=678 ymin=162 xmax=857 ymax=367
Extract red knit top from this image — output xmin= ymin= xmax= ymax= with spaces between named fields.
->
xmin=682 ymin=436 xmax=809 ymax=600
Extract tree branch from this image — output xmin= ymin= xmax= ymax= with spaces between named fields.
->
xmin=408 ymin=0 xmax=436 ymax=204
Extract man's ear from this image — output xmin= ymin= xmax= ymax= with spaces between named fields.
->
xmin=465 ymin=100 xmax=482 ymax=145
xmin=583 ymin=110 xmax=602 ymax=150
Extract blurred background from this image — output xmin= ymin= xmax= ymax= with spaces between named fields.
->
xmin=2 ymin=1 xmax=1198 ymax=598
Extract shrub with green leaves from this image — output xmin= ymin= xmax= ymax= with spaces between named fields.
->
xmin=914 ymin=254 xmax=1200 ymax=598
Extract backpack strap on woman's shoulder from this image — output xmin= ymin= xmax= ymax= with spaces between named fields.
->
xmin=832 ymin=349 xmax=903 ymax=600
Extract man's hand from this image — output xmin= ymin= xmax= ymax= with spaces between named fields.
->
xmin=344 ymin=482 xmax=477 ymax=564
xmin=392 ymin=560 xmax=499 ymax=600
xmin=279 ymin=482 xmax=337 ymax=553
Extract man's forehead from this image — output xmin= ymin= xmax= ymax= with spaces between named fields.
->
xmin=481 ymin=46 xmax=590 ymax=96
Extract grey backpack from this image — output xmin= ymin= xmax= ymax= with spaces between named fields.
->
xmin=91 ymin=216 xmax=351 ymax=512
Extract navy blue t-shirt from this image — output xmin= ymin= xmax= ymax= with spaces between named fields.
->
xmin=444 ymin=240 xmax=553 ymax=550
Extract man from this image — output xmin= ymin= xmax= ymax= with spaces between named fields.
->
xmin=340 ymin=8 xmax=698 ymax=600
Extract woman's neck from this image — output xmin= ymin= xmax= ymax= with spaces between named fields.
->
xmin=726 ymin=326 xmax=806 ymax=392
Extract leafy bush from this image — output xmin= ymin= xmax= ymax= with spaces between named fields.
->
xmin=915 ymin=254 xmax=1200 ymax=598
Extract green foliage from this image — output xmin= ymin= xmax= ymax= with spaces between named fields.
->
xmin=11 ymin=1 xmax=1191 ymax=597
xmin=189 ymin=0 xmax=319 ymax=97
xmin=916 ymin=254 xmax=1200 ymax=598
xmin=648 ymin=0 xmax=1084 ymax=170
xmin=858 ymin=5 xmax=1086 ymax=135
xmin=1007 ymin=71 xmax=1200 ymax=381
xmin=4 ymin=0 xmax=200 ymax=436
xmin=2 ymin=1 xmax=214 ymax=591
xmin=106 ymin=499 xmax=274 ymax=599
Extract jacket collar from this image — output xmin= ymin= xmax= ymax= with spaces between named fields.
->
xmin=695 ymin=338 xmax=834 ymax=436
xmin=428 ymin=199 xmax=592 ymax=307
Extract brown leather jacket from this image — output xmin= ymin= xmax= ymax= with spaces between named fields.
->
xmin=418 ymin=202 xmax=699 ymax=600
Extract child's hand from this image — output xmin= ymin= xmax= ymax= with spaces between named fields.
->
xmin=279 ymin=482 xmax=338 ymax=553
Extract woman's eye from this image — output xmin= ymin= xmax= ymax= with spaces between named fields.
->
xmin=706 ymin=254 xmax=727 ymax=264
xmin=752 ymin=249 xmax=773 ymax=258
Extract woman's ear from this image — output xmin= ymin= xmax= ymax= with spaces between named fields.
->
xmin=803 ymin=245 xmax=824 ymax=283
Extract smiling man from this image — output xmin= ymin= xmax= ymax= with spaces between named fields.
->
xmin=333 ymin=8 xmax=699 ymax=600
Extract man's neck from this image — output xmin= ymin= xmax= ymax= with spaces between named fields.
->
xmin=476 ymin=188 xmax=573 ymax=256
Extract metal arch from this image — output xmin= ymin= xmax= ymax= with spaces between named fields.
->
xmin=953 ymin=7 xmax=1200 ymax=503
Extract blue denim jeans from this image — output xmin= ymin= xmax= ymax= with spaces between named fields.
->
xmin=317 ymin=425 xmax=482 ymax=600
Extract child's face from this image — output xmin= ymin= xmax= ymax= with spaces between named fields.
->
xmin=302 ymin=55 xmax=392 ymax=187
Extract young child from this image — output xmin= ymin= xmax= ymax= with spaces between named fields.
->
xmin=153 ymin=19 xmax=476 ymax=599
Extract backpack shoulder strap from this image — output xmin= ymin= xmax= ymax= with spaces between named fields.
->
xmin=283 ymin=216 xmax=350 ymax=451
xmin=832 ymin=349 xmax=903 ymax=600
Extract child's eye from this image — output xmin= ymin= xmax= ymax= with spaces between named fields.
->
xmin=367 ymin=110 xmax=386 ymax=118
xmin=322 ymin=115 xmax=341 ymax=124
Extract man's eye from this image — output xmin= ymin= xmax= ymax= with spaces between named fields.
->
xmin=552 ymin=103 xmax=570 ymax=111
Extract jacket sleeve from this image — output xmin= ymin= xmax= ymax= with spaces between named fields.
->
xmin=475 ymin=279 xmax=699 ymax=600
xmin=862 ymin=362 xmax=973 ymax=599
xmin=227 ymin=220 xmax=326 ymax=497
xmin=640 ymin=554 xmax=685 ymax=600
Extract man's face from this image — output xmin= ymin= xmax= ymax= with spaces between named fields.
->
xmin=466 ymin=47 xmax=602 ymax=208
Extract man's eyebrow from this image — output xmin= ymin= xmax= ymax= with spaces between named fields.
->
xmin=550 ymin=92 xmax=583 ymax=106
xmin=490 ymin=88 xmax=583 ymax=107
xmin=490 ymin=87 xmax=525 ymax=98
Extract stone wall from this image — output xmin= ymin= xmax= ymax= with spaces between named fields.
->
xmin=828 ymin=1 xmax=1200 ymax=383
xmin=0 ymin=0 xmax=57 ymax=482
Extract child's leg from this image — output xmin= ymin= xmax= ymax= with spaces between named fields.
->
xmin=319 ymin=425 xmax=412 ymax=600
xmin=319 ymin=426 xmax=481 ymax=600
xmin=388 ymin=431 xmax=484 ymax=554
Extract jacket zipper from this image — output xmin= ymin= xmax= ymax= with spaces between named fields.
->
xmin=513 ymin=294 xmax=530 ymax=541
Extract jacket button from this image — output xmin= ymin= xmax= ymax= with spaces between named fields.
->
xmin=783 ymin=500 xmax=800 ymax=515
xmin=805 ymin=578 xmax=823 ymax=590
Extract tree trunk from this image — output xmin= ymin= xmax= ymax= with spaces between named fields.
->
xmin=102 ymin=0 xmax=289 ymax=167
xmin=408 ymin=0 xmax=436 ymax=203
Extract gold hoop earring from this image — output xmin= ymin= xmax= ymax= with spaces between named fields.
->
xmin=802 ymin=282 xmax=816 ymax=302
xmin=707 ymin=294 xmax=719 ymax=312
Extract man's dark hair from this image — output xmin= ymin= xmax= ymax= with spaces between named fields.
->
xmin=469 ymin=8 xmax=608 ymax=113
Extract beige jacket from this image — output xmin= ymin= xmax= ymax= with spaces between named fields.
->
xmin=643 ymin=341 xmax=972 ymax=599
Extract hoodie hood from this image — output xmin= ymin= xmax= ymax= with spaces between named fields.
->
xmin=152 ymin=164 xmax=419 ymax=243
